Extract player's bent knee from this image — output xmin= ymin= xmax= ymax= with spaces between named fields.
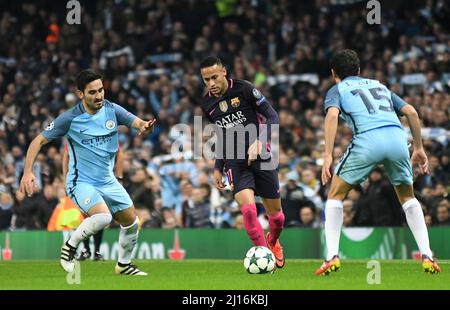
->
xmin=114 ymin=205 xmax=137 ymax=226
xmin=90 ymin=213 xmax=112 ymax=231
xmin=87 ymin=202 xmax=110 ymax=216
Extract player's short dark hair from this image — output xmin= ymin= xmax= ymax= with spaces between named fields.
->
xmin=76 ymin=69 xmax=102 ymax=92
xmin=200 ymin=56 xmax=223 ymax=69
xmin=330 ymin=49 xmax=360 ymax=79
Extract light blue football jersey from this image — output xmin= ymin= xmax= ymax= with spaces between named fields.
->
xmin=41 ymin=99 xmax=136 ymax=186
xmin=324 ymin=76 xmax=406 ymax=134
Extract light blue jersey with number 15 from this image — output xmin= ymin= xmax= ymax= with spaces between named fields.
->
xmin=324 ymin=76 xmax=406 ymax=134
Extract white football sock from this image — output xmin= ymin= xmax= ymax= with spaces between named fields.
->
xmin=118 ymin=217 xmax=139 ymax=265
xmin=325 ymin=199 xmax=343 ymax=261
xmin=68 ymin=213 xmax=112 ymax=248
xmin=402 ymin=198 xmax=433 ymax=258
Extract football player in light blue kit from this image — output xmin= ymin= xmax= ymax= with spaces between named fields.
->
xmin=19 ymin=70 xmax=156 ymax=276
xmin=316 ymin=50 xmax=440 ymax=276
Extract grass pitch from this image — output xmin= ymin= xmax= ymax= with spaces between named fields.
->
xmin=1 ymin=259 xmax=449 ymax=290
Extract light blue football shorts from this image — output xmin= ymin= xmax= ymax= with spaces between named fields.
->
xmin=66 ymin=179 xmax=133 ymax=214
xmin=335 ymin=125 xmax=413 ymax=186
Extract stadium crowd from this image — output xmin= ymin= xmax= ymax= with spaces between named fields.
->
xmin=0 ymin=0 xmax=449 ymax=231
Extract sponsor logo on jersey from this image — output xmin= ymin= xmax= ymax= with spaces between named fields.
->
xmin=215 ymin=111 xmax=247 ymax=128
xmin=106 ymin=120 xmax=116 ymax=130
xmin=231 ymin=97 xmax=240 ymax=108
xmin=81 ymin=131 xmax=117 ymax=146
xmin=45 ymin=121 xmax=54 ymax=131
xmin=219 ymin=100 xmax=228 ymax=112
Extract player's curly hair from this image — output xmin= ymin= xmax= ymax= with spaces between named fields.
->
xmin=330 ymin=49 xmax=360 ymax=79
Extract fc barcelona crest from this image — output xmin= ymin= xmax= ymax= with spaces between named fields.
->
xmin=219 ymin=100 xmax=228 ymax=112
xmin=231 ymin=97 xmax=240 ymax=108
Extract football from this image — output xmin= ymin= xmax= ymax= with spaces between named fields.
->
xmin=243 ymin=246 xmax=276 ymax=274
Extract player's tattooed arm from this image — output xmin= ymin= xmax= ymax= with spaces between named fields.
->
xmin=19 ymin=134 xmax=48 ymax=197
xmin=322 ymin=107 xmax=340 ymax=185
xmin=132 ymin=117 xmax=156 ymax=136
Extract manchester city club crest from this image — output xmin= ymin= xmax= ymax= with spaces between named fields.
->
xmin=219 ymin=100 xmax=228 ymax=112
xmin=106 ymin=120 xmax=116 ymax=130
xmin=231 ymin=97 xmax=240 ymax=108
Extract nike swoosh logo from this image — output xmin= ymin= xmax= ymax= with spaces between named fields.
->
xmin=80 ymin=128 xmax=88 ymax=133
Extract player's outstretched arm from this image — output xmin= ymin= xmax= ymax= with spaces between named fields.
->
xmin=131 ymin=118 xmax=156 ymax=136
xmin=19 ymin=134 xmax=48 ymax=197
xmin=400 ymin=104 xmax=429 ymax=174
xmin=322 ymin=107 xmax=340 ymax=185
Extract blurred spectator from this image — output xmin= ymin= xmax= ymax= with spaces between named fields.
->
xmin=0 ymin=192 xmax=13 ymax=230
xmin=181 ymin=187 xmax=212 ymax=228
xmin=161 ymin=207 xmax=179 ymax=229
xmin=129 ymin=168 xmax=155 ymax=211
xmin=234 ymin=214 xmax=244 ymax=229
xmin=435 ymin=204 xmax=450 ymax=226
xmin=281 ymin=173 xmax=313 ymax=227
xmin=299 ymin=168 xmax=324 ymax=210
xmin=11 ymin=184 xmax=58 ymax=230
xmin=353 ymin=169 xmax=404 ymax=226
xmin=343 ymin=199 xmax=355 ymax=227
xmin=425 ymin=214 xmax=433 ymax=227
xmin=299 ymin=205 xmax=320 ymax=228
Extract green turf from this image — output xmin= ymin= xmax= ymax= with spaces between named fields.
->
xmin=0 ymin=259 xmax=449 ymax=290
